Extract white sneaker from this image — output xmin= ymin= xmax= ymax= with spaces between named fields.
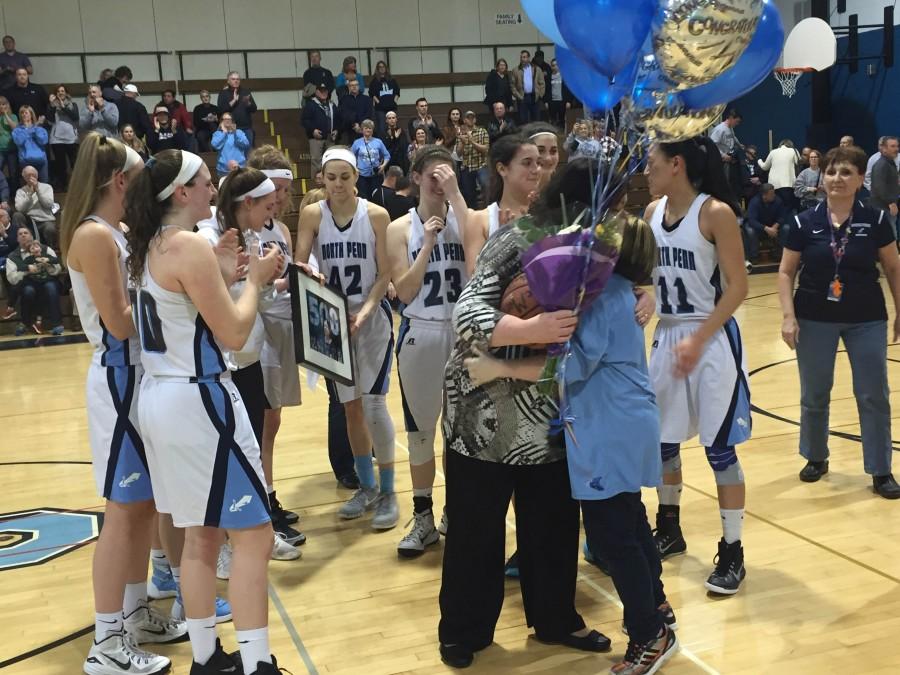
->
xmin=124 ymin=600 xmax=187 ymax=644
xmin=272 ymin=532 xmax=302 ymax=560
xmin=372 ymin=492 xmax=400 ymax=530
xmin=84 ymin=631 xmax=170 ymax=675
xmin=397 ymin=510 xmax=440 ymax=557
xmin=437 ymin=507 xmax=448 ymax=536
xmin=338 ymin=486 xmax=380 ymax=519
xmin=216 ymin=541 xmax=232 ymax=580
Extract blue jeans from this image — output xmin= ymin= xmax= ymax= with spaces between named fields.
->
xmin=0 ymin=149 xmax=18 ymax=191
xmin=796 ymin=319 xmax=892 ymax=475
xmin=517 ymin=93 xmax=540 ymax=124
xmin=742 ymin=222 xmax=786 ymax=261
xmin=19 ymin=278 xmax=62 ymax=327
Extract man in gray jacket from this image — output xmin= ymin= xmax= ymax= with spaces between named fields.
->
xmin=869 ymin=136 xmax=899 ymax=236
xmin=78 ymin=84 xmax=119 ymax=137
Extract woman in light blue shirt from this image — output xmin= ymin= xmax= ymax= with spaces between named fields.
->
xmin=350 ymin=119 xmax=390 ymax=200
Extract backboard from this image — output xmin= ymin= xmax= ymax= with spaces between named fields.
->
xmin=782 ymin=17 xmax=838 ymax=70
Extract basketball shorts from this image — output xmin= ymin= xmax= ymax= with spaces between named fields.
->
xmin=396 ymin=317 xmax=454 ymax=433
xmin=260 ymin=314 xmax=302 ymax=409
xmin=649 ymin=317 xmax=752 ymax=448
xmin=87 ymin=362 xmax=154 ymax=503
xmin=139 ymin=374 xmax=271 ymax=530
xmin=333 ymin=299 xmax=394 ymax=404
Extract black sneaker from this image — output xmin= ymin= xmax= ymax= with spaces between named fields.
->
xmin=704 ymin=538 xmax=746 ymax=595
xmin=439 ymin=643 xmax=474 ymax=669
xmin=504 ymin=551 xmax=519 ymax=578
xmin=245 ymin=656 xmax=287 ymax=675
xmin=873 ymin=473 xmax=900 ymax=499
xmin=269 ymin=492 xmax=299 ymax=525
xmin=337 ymin=473 xmax=361 ymax=490
xmin=652 ymin=508 xmax=687 ymax=560
xmin=799 ymin=460 xmax=828 ymax=482
xmin=191 ymin=639 xmax=243 ymax=674
xmin=274 ymin=520 xmax=306 ymax=546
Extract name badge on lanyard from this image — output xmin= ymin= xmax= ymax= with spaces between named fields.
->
xmin=826 ymin=210 xmax=850 ymax=303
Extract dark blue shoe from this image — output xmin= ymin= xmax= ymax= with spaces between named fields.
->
xmin=504 ymin=551 xmax=519 ymax=578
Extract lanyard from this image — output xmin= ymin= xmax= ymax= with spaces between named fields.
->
xmin=826 ymin=208 xmax=850 ymax=279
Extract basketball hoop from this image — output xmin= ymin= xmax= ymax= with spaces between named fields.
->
xmin=773 ymin=67 xmax=814 ymax=98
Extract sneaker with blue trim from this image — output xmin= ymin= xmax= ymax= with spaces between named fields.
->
xmin=171 ymin=594 xmax=232 ymax=624
xmin=148 ymin=566 xmax=177 ymax=600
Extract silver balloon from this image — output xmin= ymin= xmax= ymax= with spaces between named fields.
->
xmin=622 ymin=98 xmax=725 ymax=143
xmin=653 ymin=0 xmax=764 ymax=86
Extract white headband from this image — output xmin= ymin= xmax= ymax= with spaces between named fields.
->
xmin=321 ymin=147 xmax=357 ymax=169
xmin=155 ymin=151 xmax=203 ymax=202
xmin=122 ymin=145 xmax=143 ymax=172
xmin=232 ymin=177 xmax=275 ymax=201
xmin=262 ymin=168 xmax=293 ymax=180
xmin=529 ymin=131 xmax=557 ymax=140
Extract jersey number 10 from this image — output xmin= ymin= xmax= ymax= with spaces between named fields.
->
xmin=657 ymin=277 xmax=695 ymax=315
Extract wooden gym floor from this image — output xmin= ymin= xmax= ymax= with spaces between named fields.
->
xmin=2 ymin=273 xmax=900 ymax=675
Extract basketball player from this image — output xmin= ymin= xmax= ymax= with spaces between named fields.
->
xmin=462 ymin=134 xmax=540 ymax=275
xmin=295 ymin=147 xmax=399 ymax=529
xmin=644 ymin=137 xmax=751 ymax=595
xmin=520 ymin=121 xmax=560 ymax=192
xmin=61 ymin=134 xmax=187 ymax=675
xmin=387 ymin=146 xmax=468 ymax=556
xmin=125 ymin=149 xmax=286 ymax=674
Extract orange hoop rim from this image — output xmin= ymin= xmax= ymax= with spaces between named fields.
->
xmin=774 ymin=67 xmax=816 ymax=73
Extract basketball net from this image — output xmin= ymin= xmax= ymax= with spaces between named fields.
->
xmin=773 ymin=67 xmax=814 ymax=98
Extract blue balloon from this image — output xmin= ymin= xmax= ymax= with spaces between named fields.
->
xmin=679 ymin=1 xmax=785 ymax=110
xmin=556 ymin=45 xmax=636 ymax=112
xmin=555 ymin=0 xmax=656 ymax=78
xmin=522 ymin=0 xmax=567 ymax=47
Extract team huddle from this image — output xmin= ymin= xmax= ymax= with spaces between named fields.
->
xmin=65 ymin=119 xmax=752 ymax=675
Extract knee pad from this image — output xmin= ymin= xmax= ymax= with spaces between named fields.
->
xmin=406 ymin=430 xmax=436 ymax=466
xmin=707 ymin=446 xmax=744 ymax=485
xmin=363 ymin=395 xmax=395 ymax=464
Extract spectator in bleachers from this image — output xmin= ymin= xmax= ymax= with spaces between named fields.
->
xmin=78 ymin=85 xmax=118 ymax=139
xmin=381 ymin=110 xmax=409 ymax=175
xmin=487 ymin=101 xmax=516 ymax=145
xmin=840 ymin=135 xmax=854 ymax=148
xmin=440 ymin=108 xmax=462 ymax=169
xmin=408 ymin=127 xmax=428 ymax=163
xmin=302 ymin=49 xmax=335 ymax=105
xmin=211 ymin=112 xmax=250 ymax=179
xmin=299 ymin=171 xmax=326 ymax=211
xmin=484 ymin=58 xmax=513 ymax=114
xmin=5 ymin=224 xmax=63 ymax=335
xmin=3 ymin=68 xmax=48 ymax=122
xmin=100 ymin=65 xmax=132 ymax=102
xmin=192 ymin=89 xmax=219 ymax=152
xmin=383 ymin=174 xmax=417 ymax=220
xmin=869 ymin=136 xmax=900 ymax=234
xmin=13 ymin=165 xmax=56 ymax=247
xmin=758 ymin=138 xmax=799 ymax=212
xmin=741 ymin=144 xmax=764 ymax=205
xmin=147 ymin=105 xmax=188 ymax=153
xmin=408 ymin=97 xmax=442 ymax=144
xmin=794 ymin=148 xmax=825 ymax=211
xmin=864 ymin=136 xmax=900 ymax=192
xmin=351 ymin=119 xmax=390 ymax=197
xmin=216 ymin=71 xmax=257 ymax=146
xmin=370 ymin=165 xmax=402 ymax=209
xmin=115 ymin=83 xmax=150 ymax=142
xmin=547 ymin=58 xmax=572 ymax=128
xmin=0 ymin=169 xmax=8 ymax=209
xmin=338 ymin=78 xmax=373 ymax=143
xmin=157 ymin=89 xmax=193 ymax=147
xmin=0 ymin=207 xmax=17 ymax=319
xmin=369 ymin=60 xmax=399 ymax=137
xmin=511 ymin=50 xmax=545 ymax=125
xmin=0 ymin=96 xmax=17 ymax=191
xmin=564 ymin=119 xmax=600 ymax=162
xmin=334 ymin=55 xmax=365 ymax=99
xmin=458 ymin=110 xmax=489 ymax=208
xmin=533 ymin=49 xmax=552 ymax=112
xmin=302 ymin=83 xmax=340 ymax=175
xmin=120 ymin=123 xmax=148 ymax=160
xmin=96 ymin=68 xmax=113 ymax=86
xmin=12 ymin=107 xmax=49 ymax=183
xmin=0 ymin=36 xmax=31 ymax=91
xmin=798 ymin=146 xmax=812 ymax=172
xmin=743 ymin=183 xmax=789 ymax=262
xmin=46 ymin=85 xmax=78 ymax=190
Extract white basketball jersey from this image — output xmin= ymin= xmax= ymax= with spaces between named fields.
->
xmin=487 ymin=201 xmax=501 ymax=237
xmin=68 ymin=216 xmax=141 ymax=367
xmin=650 ymin=193 xmax=721 ymax=320
xmin=403 ymin=205 xmax=469 ymax=321
xmin=136 ymin=249 xmax=227 ymax=380
xmin=258 ymin=218 xmax=293 ymax=320
xmin=315 ymin=199 xmax=378 ymax=312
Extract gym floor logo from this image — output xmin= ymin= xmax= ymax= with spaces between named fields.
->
xmin=0 ymin=508 xmax=101 ymax=572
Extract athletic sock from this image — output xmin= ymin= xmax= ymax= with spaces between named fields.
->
xmin=186 ymin=616 xmax=217 ymax=665
xmin=237 ymin=627 xmax=272 ymax=671
xmin=354 ymin=455 xmax=377 ymax=490
xmin=412 ymin=488 xmax=433 ymax=515
xmin=720 ymin=508 xmax=744 ymax=544
xmin=171 ymin=566 xmax=182 ymax=596
xmin=657 ymin=483 xmax=683 ymax=507
xmin=123 ymin=581 xmax=147 ymax=616
xmin=95 ymin=611 xmax=123 ymax=642
xmin=150 ymin=548 xmax=169 ymax=573
xmin=379 ymin=466 xmax=395 ymax=494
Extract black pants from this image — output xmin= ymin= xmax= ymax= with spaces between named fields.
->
xmin=356 ymin=174 xmax=382 ymax=201
xmin=517 ymin=93 xmax=540 ymax=124
xmin=231 ymin=361 xmax=267 ymax=447
xmin=548 ymin=100 xmax=566 ymax=127
xmin=326 ymin=379 xmax=355 ymax=479
xmin=50 ymin=143 xmax=77 ymax=189
xmin=439 ymin=451 xmax=584 ymax=650
xmin=775 ymin=187 xmax=797 ymax=214
xmin=582 ymin=493 xmax=666 ymax=644
xmin=459 ymin=168 xmax=479 ymax=209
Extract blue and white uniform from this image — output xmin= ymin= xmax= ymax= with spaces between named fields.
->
xmin=648 ymin=193 xmax=752 ymax=448
xmin=397 ymin=205 xmax=467 ymax=433
xmin=69 ymin=216 xmax=150 ymax=503
xmin=135 ymin=233 xmax=270 ymax=529
xmin=315 ymin=198 xmax=393 ymax=403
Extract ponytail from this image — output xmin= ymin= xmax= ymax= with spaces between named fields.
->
xmin=656 ymin=136 xmax=742 ymax=217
